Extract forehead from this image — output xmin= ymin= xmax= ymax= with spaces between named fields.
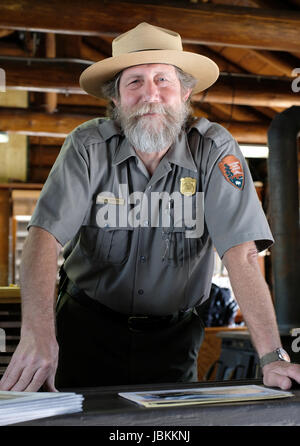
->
xmin=120 ymin=63 xmax=177 ymax=79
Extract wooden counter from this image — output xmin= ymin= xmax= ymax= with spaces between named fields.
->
xmin=14 ymin=379 xmax=300 ymax=426
xmin=0 ymin=286 xmax=21 ymax=304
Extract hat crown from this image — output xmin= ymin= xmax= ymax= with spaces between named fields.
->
xmin=112 ymin=22 xmax=183 ymax=56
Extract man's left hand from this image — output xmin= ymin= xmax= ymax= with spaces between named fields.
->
xmin=262 ymin=361 xmax=300 ymax=390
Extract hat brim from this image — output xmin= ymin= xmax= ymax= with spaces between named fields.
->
xmin=79 ymin=50 xmax=219 ymax=99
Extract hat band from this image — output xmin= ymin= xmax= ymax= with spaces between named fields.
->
xmin=126 ymin=48 xmax=166 ymax=54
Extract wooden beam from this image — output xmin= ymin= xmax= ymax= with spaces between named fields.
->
xmin=247 ymin=50 xmax=296 ymax=77
xmin=1 ymin=58 xmax=87 ymax=94
xmin=0 ymin=183 xmax=43 ymax=190
xmin=45 ymin=34 xmax=57 ymax=113
xmin=193 ymin=75 xmax=300 ymax=108
xmin=0 ymin=108 xmax=268 ymax=143
xmin=0 ymin=0 xmax=300 ymax=51
xmin=57 ymin=93 xmax=107 ymax=108
xmin=0 ymin=108 xmax=92 ymax=137
xmin=2 ymin=57 xmax=298 ymax=108
xmin=252 ymin=0 xmax=295 ymax=8
xmin=0 ymin=29 xmax=15 ymax=38
xmin=0 ymin=134 xmax=27 ymax=182
xmin=0 ymin=189 xmax=10 ymax=285
xmin=29 ymin=136 xmax=64 ymax=145
xmin=29 ymin=145 xmax=60 ymax=166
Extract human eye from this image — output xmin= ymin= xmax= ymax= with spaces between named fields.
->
xmin=127 ymin=78 xmax=141 ymax=87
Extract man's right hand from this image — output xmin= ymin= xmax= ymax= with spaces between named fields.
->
xmin=0 ymin=329 xmax=59 ymax=392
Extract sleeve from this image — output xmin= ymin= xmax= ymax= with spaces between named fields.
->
xmin=203 ymin=136 xmax=274 ymax=259
xmin=28 ymin=131 xmax=91 ymax=246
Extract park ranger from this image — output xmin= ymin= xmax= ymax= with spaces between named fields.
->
xmin=1 ymin=23 xmax=300 ymax=391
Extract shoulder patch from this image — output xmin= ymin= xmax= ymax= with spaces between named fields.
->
xmin=218 ymin=155 xmax=244 ymax=190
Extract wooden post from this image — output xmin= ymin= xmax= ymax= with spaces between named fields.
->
xmin=0 ymin=189 xmax=10 ymax=285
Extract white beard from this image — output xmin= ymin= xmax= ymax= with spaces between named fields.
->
xmin=114 ymin=102 xmax=189 ymax=153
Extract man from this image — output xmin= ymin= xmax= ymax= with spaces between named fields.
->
xmin=1 ymin=23 xmax=300 ymax=392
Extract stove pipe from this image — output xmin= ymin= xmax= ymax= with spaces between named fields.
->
xmin=267 ymin=106 xmax=300 ymax=334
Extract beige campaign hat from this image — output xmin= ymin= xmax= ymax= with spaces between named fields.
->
xmin=79 ymin=22 xmax=219 ymax=98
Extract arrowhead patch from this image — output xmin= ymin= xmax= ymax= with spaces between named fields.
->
xmin=218 ymin=155 xmax=244 ymax=190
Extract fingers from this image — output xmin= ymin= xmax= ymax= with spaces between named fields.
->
xmin=44 ymin=375 xmax=58 ymax=392
xmin=263 ymin=362 xmax=300 ymax=390
xmin=22 ymin=368 xmax=57 ymax=392
xmin=264 ymin=373 xmax=292 ymax=390
xmin=0 ymin=359 xmax=57 ymax=392
xmin=0 ymin=360 xmax=23 ymax=391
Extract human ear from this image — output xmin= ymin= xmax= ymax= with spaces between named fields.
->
xmin=182 ymin=88 xmax=192 ymax=102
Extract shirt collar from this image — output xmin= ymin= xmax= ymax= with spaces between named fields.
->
xmin=112 ymin=136 xmax=139 ymax=166
xmin=97 ymin=118 xmax=121 ymax=141
xmin=164 ymin=130 xmax=197 ymax=172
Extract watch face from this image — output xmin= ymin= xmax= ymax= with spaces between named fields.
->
xmin=278 ymin=348 xmax=290 ymax=362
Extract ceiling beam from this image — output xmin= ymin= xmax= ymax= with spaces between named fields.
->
xmin=193 ymin=75 xmax=300 ymax=108
xmin=1 ymin=0 xmax=300 ymax=51
xmin=1 ymin=57 xmax=88 ymax=94
xmin=2 ymin=58 xmax=297 ymax=108
xmin=0 ymin=108 xmax=89 ymax=137
xmin=0 ymin=107 xmax=268 ymax=143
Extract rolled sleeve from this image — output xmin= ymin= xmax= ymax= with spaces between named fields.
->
xmin=203 ymin=137 xmax=274 ymax=259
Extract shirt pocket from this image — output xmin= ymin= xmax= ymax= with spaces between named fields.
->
xmin=80 ymin=225 xmax=134 ymax=265
xmin=162 ymin=226 xmax=203 ymax=268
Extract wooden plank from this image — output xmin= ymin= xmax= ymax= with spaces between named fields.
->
xmin=0 ymin=0 xmax=300 ymax=51
xmin=193 ymin=75 xmax=299 ymax=108
xmin=0 ymin=191 xmax=10 ymax=286
xmin=11 ymin=190 xmax=40 ymax=216
xmin=29 ymin=146 xmax=60 ymax=166
xmin=2 ymin=56 xmax=298 ymax=108
xmin=0 ymin=108 xmax=269 ymax=142
xmin=0 ymin=90 xmax=28 ymax=108
xmin=0 ymin=134 xmax=27 ymax=183
xmin=0 ymin=109 xmax=90 ymax=137
xmin=0 ymin=286 xmax=21 ymax=302
xmin=2 ymin=58 xmax=86 ymax=94
xmin=0 ymin=183 xmax=43 ymax=190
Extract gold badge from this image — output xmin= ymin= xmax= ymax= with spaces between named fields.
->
xmin=180 ymin=177 xmax=196 ymax=196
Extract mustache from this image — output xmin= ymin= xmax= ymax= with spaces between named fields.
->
xmin=123 ymin=103 xmax=172 ymax=120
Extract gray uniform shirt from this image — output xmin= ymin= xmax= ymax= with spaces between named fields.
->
xmin=28 ymin=117 xmax=274 ymax=315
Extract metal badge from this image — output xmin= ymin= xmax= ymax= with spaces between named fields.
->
xmin=96 ymin=195 xmax=125 ymax=205
xmin=180 ymin=177 xmax=196 ymax=196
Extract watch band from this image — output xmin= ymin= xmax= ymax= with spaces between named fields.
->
xmin=260 ymin=348 xmax=290 ymax=368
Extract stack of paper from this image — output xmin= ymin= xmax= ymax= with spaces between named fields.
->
xmin=0 ymin=391 xmax=84 ymax=425
xmin=119 ymin=385 xmax=293 ymax=408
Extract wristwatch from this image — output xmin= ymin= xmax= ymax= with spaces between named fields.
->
xmin=260 ymin=348 xmax=291 ymax=368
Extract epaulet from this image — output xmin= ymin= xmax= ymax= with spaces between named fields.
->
xmin=189 ymin=117 xmax=234 ymax=147
xmin=71 ymin=118 xmax=122 ymax=146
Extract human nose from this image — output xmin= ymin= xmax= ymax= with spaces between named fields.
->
xmin=142 ymin=80 xmax=160 ymax=102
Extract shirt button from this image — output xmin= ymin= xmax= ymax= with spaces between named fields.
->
xmin=140 ymin=256 xmax=146 ymax=263
xmin=143 ymin=220 xmax=149 ymax=227
xmin=138 ymin=289 xmax=144 ymax=295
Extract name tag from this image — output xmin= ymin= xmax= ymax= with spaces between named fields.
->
xmin=96 ymin=195 xmax=125 ymax=205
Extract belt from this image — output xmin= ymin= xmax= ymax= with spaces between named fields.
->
xmin=60 ymin=277 xmax=193 ymax=331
